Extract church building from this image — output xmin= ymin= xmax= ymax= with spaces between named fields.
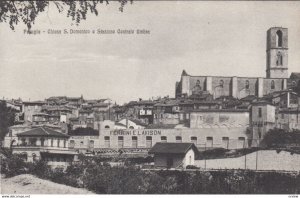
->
xmin=175 ymin=27 xmax=294 ymax=100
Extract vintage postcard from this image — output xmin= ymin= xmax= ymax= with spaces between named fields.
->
xmin=0 ymin=0 xmax=300 ymax=196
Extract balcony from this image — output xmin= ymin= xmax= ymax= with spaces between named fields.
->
xmin=12 ymin=144 xmax=77 ymax=154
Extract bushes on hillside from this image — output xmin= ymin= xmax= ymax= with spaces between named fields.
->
xmin=262 ymin=128 xmax=300 ymax=148
xmin=1 ymin=153 xmax=300 ymax=194
xmin=1 ymin=154 xmax=28 ymax=177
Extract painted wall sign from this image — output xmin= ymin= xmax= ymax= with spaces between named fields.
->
xmin=110 ymin=129 xmax=161 ymax=136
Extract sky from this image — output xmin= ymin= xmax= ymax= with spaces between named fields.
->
xmin=0 ymin=1 xmax=300 ymax=104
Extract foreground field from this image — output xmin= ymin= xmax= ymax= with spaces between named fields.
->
xmin=1 ymin=174 xmax=94 ymax=194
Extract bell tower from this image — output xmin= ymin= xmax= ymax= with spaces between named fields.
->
xmin=266 ymin=27 xmax=288 ymax=78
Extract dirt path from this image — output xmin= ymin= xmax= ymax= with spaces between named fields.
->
xmin=1 ymin=174 xmax=94 ymax=194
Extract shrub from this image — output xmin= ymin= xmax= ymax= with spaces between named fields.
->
xmin=1 ymin=154 xmax=28 ymax=177
xmin=186 ymin=165 xmax=199 ymax=169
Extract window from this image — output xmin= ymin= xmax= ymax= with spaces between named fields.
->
xmin=57 ymin=139 xmax=60 ymax=147
xmin=206 ymin=137 xmax=213 ymax=147
xmin=146 ymin=136 xmax=152 ymax=148
xmin=40 ymin=138 xmax=45 ymax=147
xmin=132 ymin=136 xmax=137 ymax=148
xmin=69 ymin=140 xmax=75 ymax=148
xmin=276 ymin=52 xmax=283 ymax=66
xmin=32 ymin=153 xmax=37 ymax=161
xmin=258 ymin=108 xmax=262 ymax=118
xmin=51 ymin=138 xmax=54 ymax=147
xmin=105 ymin=125 xmax=110 ymax=129
xmin=104 ymin=136 xmax=110 ymax=148
xmin=89 ymin=140 xmax=94 ymax=149
xmin=176 ymin=136 xmax=182 ymax=143
xmin=129 ymin=126 xmax=134 ymax=129
xmin=238 ymin=137 xmax=246 ymax=148
xmin=222 ymin=137 xmax=229 ymax=149
xmin=245 ymin=80 xmax=250 ymax=89
xmin=21 ymin=138 xmax=26 ymax=146
xmin=191 ymin=136 xmax=197 ymax=145
xmin=80 ymin=141 xmax=84 ymax=147
xmin=186 ymin=114 xmax=190 ymax=119
xmin=276 ymin=30 xmax=282 ymax=47
xmin=180 ymin=113 xmax=184 ymax=120
xmin=118 ymin=136 xmax=124 ymax=148
xmin=219 ymin=80 xmax=224 ymax=88
xmin=161 ymin=136 xmax=167 ymax=143
xmin=29 ymin=138 xmax=37 ymax=146
xmin=64 ymin=140 xmax=66 ymax=148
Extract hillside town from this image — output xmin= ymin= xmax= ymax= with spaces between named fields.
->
xmin=1 ymin=27 xmax=300 ymax=172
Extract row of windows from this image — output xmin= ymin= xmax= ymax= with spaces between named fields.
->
xmin=20 ymin=138 xmax=67 ymax=148
xmin=102 ymin=136 xmax=246 ymax=148
xmin=68 ymin=136 xmax=246 ymax=149
xmin=196 ymin=80 xmax=277 ymax=90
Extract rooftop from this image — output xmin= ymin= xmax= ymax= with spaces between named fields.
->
xmin=17 ymin=127 xmax=69 ymax=138
xmin=149 ymin=143 xmax=198 ymax=155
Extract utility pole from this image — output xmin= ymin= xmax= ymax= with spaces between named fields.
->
xmin=204 ymin=142 xmax=207 ymax=170
xmin=244 ymin=140 xmax=247 ymax=170
xmin=256 ymin=139 xmax=258 ymax=170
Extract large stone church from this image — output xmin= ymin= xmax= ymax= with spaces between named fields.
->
xmin=176 ymin=27 xmax=299 ymax=99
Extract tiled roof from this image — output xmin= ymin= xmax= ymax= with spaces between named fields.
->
xmin=251 ymin=100 xmax=273 ymax=106
xmin=240 ymin=95 xmax=257 ymax=102
xmin=23 ymin=101 xmax=46 ymax=105
xmin=115 ymin=122 xmax=127 ymax=127
xmin=33 ymin=113 xmax=49 ymax=116
xmin=190 ymin=109 xmax=249 ymax=113
xmin=149 ymin=143 xmax=198 ymax=155
xmin=290 ymin=72 xmax=300 ymax=79
xmin=126 ymin=100 xmax=156 ymax=106
xmin=128 ymin=119 xmax=147 ymax=127
xmin=92 ymin=103 xmax=109 ymax=107
xmin=68 ymin=127 xmax=99 ymax=136
xmin=17 ymin=127 xmax=69 ymax=138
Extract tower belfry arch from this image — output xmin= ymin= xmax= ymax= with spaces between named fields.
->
xmin=266 ymin=27 xmax=288 ymax=78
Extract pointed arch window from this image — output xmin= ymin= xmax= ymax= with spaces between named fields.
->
xmin=276 ymin=30 xmax=282 ymax=47
xmin=219 ymin=80 xmax=224 ymax=88
xmin=245 ymin=80 xmax=250 ymax=89
xmin=276 ymin=52 xmax=283 ymax=66
xmin=271 ymin=80 xmax=275 ymax=89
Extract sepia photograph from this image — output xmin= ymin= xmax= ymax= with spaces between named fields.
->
xmin=0 ymin=0 xmax=300 ymax=196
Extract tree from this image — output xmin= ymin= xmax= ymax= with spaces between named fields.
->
xmin=0 ymin=0 xmax=131 ymax=30
xmin=0 ymin=101 xmax=16 ymax=141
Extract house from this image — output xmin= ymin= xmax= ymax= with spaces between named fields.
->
xmin=13 ymin=127 xmax=77 ymax=168
xmin=148 ymin=142 xmax=199 ymax=169
xmin=23 ymin=101 xmax=46 ymax=123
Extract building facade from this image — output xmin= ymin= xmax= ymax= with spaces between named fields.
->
xmin=176 ymin=27 xmax=290 ymax=100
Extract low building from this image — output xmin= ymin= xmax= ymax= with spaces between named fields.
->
xmin=189 ymin=109 xmax=250 ymax=129
xmin=13 ymin=127 xmax=77 ymax=168
xmin=99 ymin=127 xmax=249 ymax=150
xmin=3 ymin=124 xmax=32 ymax=148
xmin=149 ymin=142 xmax=199 ymax=169
xmin=251 ymin=101 xmax=276 ymax=146
xmin=32 ymin=113 xmax=50 ymax=125
xmin=23 ymin=101 xmax=46 ymax=123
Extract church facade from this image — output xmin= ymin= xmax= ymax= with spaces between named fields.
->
xmin=176 ymin=27 xmax=292 ymax=99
